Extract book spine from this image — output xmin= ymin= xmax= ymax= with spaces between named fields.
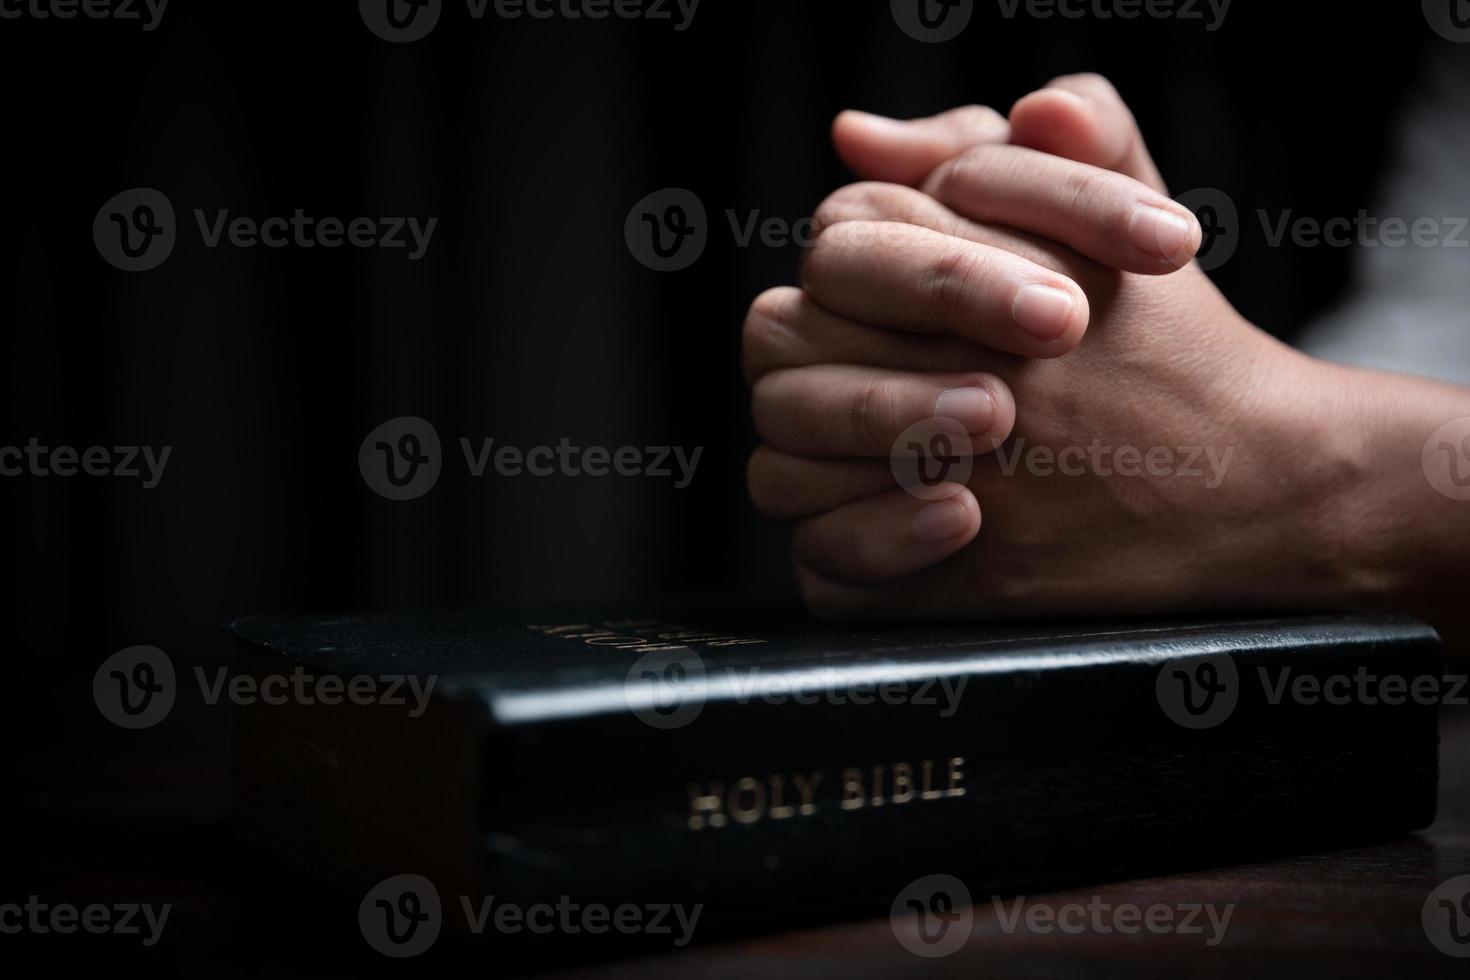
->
xmin=473 ymin=629 xmax=1439 ymax=926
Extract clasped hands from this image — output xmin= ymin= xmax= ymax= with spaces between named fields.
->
xmin=744 ymin=74 xmax=1427 ymax=623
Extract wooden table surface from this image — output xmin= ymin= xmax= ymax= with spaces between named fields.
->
xmin=7 ymin=692 xmax=1468 ymax=979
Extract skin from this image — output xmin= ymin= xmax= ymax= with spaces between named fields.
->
xmin=744 ymin=74 xmax=1470 ymax=645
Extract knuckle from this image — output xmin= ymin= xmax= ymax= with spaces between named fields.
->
xmin=928 ymin=156 xmax=964 ymax=200
xmin=953 ymin=142 xmax=1002 ymax=177
xmin=839 ymin=524 xmax=887 ymax=583
xmin=743 ymin=287 xmax=799 ymax=374
xmin=814 ymin=184 xmax=872 ymax=227
xmin=804 ymin=220 xmax=879 ymax=288
xmin=921 ymin=246 xmax=991 ymax=319
xmin=811 ymin=195 xmax=852 ymax=238
xmin=1062 ymin=166 xmax=1113 ymax=219
xmin=953 ymin=104 xmax=1005 ymax=127
xmin=814 ymin=184 xmax=910 ymax=235
xmin=929 ymin=143 xmax=999 ymax=203
xmin=803 ymin=221 xmax=849 ymax=278
xmin=848 ymin=375 xmax=906 ymax=449
xmin=749 ymin=285 xmax=796 ymax=324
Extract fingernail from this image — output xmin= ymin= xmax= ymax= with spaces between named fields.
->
xmin=934 ymin=386 xmax=994 ymax=435
xmin=1012 ymin=284 xmax=1075 ymax=341
xmin=914 ymin=497 xmax=972 ymax=544
xmin=1129 ymin=204 xmax=1198 ymax=267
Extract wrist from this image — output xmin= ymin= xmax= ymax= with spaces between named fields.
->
xmin=1291 ymin=354 xmax=1470 ymax=621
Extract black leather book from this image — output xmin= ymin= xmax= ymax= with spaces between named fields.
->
xmin=228 ymin=608 xmax=1441 ymax=946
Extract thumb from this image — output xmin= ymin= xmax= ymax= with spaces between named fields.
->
xmin=1008 ymin=73 xmax=1168 ymax=194
xmin=831 ymin=105 xmax=1010 ymax=186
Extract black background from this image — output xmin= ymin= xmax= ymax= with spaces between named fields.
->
xmin=0 ymin=1 xmax=1439 ymax=831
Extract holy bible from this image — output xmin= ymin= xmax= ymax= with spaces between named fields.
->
xmin=228 ymin=609 xmax=1441 ymax=939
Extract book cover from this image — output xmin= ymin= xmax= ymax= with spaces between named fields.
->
xmin=228 ymin=608 xmax=1441 ymax=950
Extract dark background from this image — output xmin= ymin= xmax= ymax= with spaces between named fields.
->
xmin=0 ymin=0 xmax=1439 ymax=846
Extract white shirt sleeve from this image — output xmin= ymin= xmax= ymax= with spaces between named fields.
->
xmin=1295 ymin=46 xmax=1470 ymax=386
